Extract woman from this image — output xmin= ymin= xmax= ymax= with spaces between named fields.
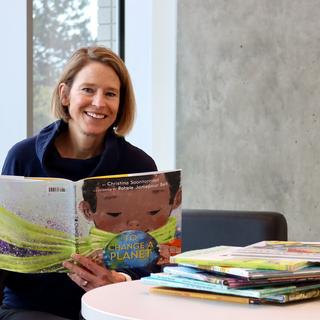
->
xmin=0 ymin=47 xmax=157 ymax=320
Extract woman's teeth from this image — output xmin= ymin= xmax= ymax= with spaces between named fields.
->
xmin=86 ymin=112 xmax=106 ymax=119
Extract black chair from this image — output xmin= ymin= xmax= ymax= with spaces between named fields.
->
xmin=0 ymin=270 xmax=6 ymax=303
xmin=181 ymin=209 xmax=288 ymax=252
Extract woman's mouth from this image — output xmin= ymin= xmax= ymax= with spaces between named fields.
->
xmin=85 ymin=111 xmax=106 ymax=119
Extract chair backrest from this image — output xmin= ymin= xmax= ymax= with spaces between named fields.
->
xmin=181 ymin=209 xmax=288 ymax=252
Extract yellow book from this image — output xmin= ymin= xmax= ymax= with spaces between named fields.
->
xmin=150 ymin=286 xmax=259 ymax=304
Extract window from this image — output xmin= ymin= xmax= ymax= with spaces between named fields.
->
xmin=32 ymin=0 xmax=123 ymax=134
xmin=0 ymin=0 xmax=175 ymax=171
xmin=31 ymin=0 xmax=174 ymax=169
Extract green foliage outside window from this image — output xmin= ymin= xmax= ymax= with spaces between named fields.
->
xmin=33 ymin=0 xmax=96 ymax=134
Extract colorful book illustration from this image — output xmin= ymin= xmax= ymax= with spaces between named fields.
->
xmin=0 ymin=170 xmax=182 ymax=273
xmin=170 ymin=246 xmax=311 ymax=272
xmin=142 ymin=273 xmax=320 ymax=298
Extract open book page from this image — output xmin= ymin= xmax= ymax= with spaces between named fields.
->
xmin=0 ymin=176 xmax=76 ymax=273
xmin=74 ymin=170 xmax=182 ymax=270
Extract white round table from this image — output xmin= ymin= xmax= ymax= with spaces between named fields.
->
xmin=81 ymin=280 xmax=320 ymax=320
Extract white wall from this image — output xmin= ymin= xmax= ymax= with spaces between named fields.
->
xmin=0 ymin=1 xmax=28 ymax=169
xmin=125 ymin=0 xmax=177 ymax=171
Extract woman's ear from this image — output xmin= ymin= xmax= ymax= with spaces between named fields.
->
xmin=59 ymin=83 xmax=70 ymax=106
xmin=78 ymin=200 xmax=94 ymax=221
xmin=172 ymin=187 xmax=182 ymax=209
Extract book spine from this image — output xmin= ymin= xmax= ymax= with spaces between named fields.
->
xmin=73 ymin=184 xmax=79 ymax=254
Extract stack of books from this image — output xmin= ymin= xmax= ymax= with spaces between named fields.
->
xmin=142 ymin=241 xmax=320 ymax=304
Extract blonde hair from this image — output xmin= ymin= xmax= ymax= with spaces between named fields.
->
xmin=51 ymin=46 xmax=135 ymax=136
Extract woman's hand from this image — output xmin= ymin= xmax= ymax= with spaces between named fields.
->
xmin=63 ymin=253 xmax=126 ymax=291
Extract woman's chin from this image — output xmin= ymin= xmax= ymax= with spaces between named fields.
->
xmin=81 ymin=127 xmax=109 ymax=138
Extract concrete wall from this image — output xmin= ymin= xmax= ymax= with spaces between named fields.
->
xmin=176 ymin=0 xmax=320 ymax=241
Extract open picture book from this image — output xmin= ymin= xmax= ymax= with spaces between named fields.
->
xmin=0 ymin=169 xmax=182 ymax=273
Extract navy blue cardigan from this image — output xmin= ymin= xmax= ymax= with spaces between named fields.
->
xmin=1 ymin=121 xmax=157 ymax=319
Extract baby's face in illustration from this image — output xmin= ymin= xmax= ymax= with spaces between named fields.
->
xmin=92 ymin=174 xmax=172 ymax=233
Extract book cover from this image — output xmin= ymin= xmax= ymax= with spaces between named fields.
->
xmin=170 ymin=246 xmax=309 ymax=271
xmin=0 ymin=169 xmax=182 ymax=273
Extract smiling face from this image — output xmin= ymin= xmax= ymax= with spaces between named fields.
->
xmin=59 ymin=61 xmax=120 ymax=140
xmin=92 ymin=175 xmax=173 ymax=233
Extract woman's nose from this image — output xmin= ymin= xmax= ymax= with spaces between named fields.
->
xmin=92 ymin=91 xmax=106 ymax=107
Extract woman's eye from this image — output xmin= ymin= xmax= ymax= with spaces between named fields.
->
xmin=82 ymin=87 xmax=94 ymax=93
xmin=106 ymin=212 xmax=122 ymax=217
xmin=148 ymin=209 xmax=161 ymax=216
xmin=106 ymin=91 xmax=117 ymax=97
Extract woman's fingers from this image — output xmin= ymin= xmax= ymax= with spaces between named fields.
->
xmin=63 ymin=254 xmax=126 ymax=290
xmin=67 ymin=271 xmax=92 ymax=291
xmin=63 ymin=258 xmax=91 ymax=279
xmin=70 ymin=254 xmax=107 ymax=275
